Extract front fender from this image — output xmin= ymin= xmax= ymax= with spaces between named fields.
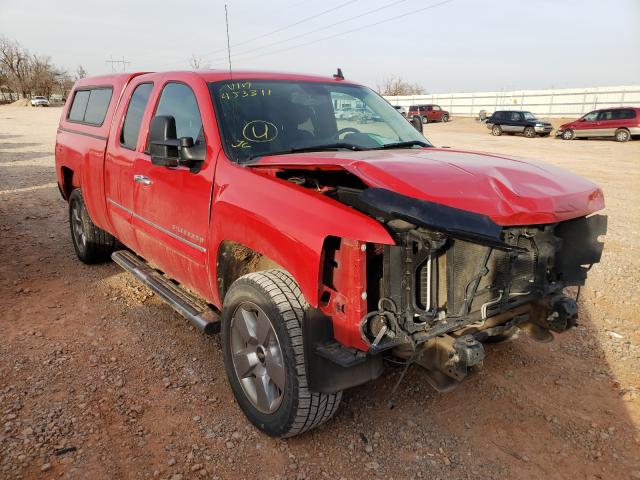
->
xmin=209 ymin=160 xmax=394 ymax=307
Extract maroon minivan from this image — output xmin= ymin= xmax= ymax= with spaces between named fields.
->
xmin=556 ymin=107 xmax=640 ymax=142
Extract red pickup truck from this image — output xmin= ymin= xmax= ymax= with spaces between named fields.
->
xmin=55 ymin=70 xmax=606 ymax=438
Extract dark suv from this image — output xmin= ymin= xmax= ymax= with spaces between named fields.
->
xmin=486 ymin=111 xmax=553 ymax=137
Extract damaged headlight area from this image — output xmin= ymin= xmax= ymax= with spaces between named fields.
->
xmin=331 ymin=187 xmax=607 ymax=391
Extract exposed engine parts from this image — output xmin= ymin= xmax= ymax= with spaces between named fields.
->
xmin=285 ymin=169 xmax=606 ymax=393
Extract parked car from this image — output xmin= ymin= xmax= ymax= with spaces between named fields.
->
xmin=30 ymin=96 xmax=49 ymax=107
xmin=55 ymin=70 xmax=606 ymax=438
xmin=556 ymin=107 xmax=640 ymax=142
xmin=407 ymin=104 xmax=450 ymax=123
xmin=486 ymin=110 xmax=553 ymax=137
xmin=393 ymin=105 xmax=407 ymax=117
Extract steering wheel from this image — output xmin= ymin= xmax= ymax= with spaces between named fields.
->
xmin=336 ymin=127 xmax=361 ymax=139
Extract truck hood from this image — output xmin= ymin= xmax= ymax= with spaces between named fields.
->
xmin=253 ymin=148 xmax=604 ymax=226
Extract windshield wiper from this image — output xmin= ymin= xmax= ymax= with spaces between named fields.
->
xmin=374 ymin=140 xmax=430 ymax=150
xmin=257 ymin=143 xmax=367 ymax=159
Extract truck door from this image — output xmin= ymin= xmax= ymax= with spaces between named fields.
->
xmin=104 ymin=79 xmax=155 ymax=251
xmin=131 ymin=79 xmax=216 ymax=299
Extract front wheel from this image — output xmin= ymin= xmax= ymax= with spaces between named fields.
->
xmin=441 ymin=114 xmax=449 ymax=122
xmin=68 ymin=189 xmax=118 ymax=264
xmin=562 ymin=129 xmax=574 ymax=140
xmin=524 ymin=126 xmax=536 ymax=138
xmin=221 ymin=270 xmax=342 ymax=438
xmin=492 ymin=125 xmax=502 ymax=136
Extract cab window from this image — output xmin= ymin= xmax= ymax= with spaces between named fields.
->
xmin=154 ymin=83 xmax=204 ymax=142
xmin=583 ymin=111 xmax=599 ymax=121
xmin=120 ymin=83 xmax=153 ymax=150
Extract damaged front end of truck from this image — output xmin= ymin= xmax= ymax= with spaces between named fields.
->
xmin=339 ymin=187 xmax=606 ymax=391
xmin=253 ymin=159 xmax=607 ymax=393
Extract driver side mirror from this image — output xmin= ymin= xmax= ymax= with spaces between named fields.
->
xmin=411 ymin=115 xmax=423 ymax=133
xmin=149 ymin=115 xmax=202 ymax=167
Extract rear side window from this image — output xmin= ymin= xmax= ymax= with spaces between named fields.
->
xmin=120 ymin=83 xmax=154 ymax=150
xmin=68 ymin=87 xmax=113 ymax=125
xmin=68 ymin=90 xmax=90 ymax=122
xmin=612 ymin=109 xmax=636 ymax=120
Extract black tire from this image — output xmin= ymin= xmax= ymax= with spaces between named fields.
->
xmin=68 ymin=189 xmax=118 ymax=264
xmin=615 ymin=128 xmax=630 ymax=142
xmin=491 ymin=125 xmax=502 ymax=136
xmin=221 ymin=269 xmax=342 ymax=438
xmin=422 ymin=116 xmax=429 ymax=124
xmin=561 ymin=129 xmax=574 ymax=140
xmin=524 ymin=126 xmax=536 ymax=138
xmin=441 ymin=114 xmax=449 ymax=122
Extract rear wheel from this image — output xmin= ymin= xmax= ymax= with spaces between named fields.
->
xmin=492 ymin=125 xmax=502 ymax=136
xmin=615 ymin=128 xmax=630 ymax=142
xmin=221 ymin=269 xmax=342 ymax=438
xmin=68 ymin=189 xmax=118 ymax=264
xmin=524 ymin=126 xmax=536 ymax=138
xmin=562 ymin=129 xmax=574 ymax=140
xmin=422 ymin=116 xmax=429 ymax=124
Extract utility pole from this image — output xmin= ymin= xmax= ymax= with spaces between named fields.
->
xmin=105 ymin=55 xmax=131 ymax=72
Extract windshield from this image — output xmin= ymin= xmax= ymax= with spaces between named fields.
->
xmin=209 ymin=80 xmax=430 ymax=163
xmin=523 ymin=112 xmax=537 ymax=121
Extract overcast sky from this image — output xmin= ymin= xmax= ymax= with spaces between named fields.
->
xmin=1 ymin=0 xmax=639 ymax=92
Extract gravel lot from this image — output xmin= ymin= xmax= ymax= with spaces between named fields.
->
xmin=1 ymin=107 xmax=639 ymax=480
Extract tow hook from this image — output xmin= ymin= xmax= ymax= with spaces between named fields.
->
xmin=547 ymin=294 xmax=578 ymax=332
xmin=415 ymin=334 xmax=485 ymax=392
xmin=531 ymin=294 xmax=578 ymax=333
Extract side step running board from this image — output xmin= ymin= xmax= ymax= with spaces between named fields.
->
xmin=112 ymin=250 xmax=220 ymax=335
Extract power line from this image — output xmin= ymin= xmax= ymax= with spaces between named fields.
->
xmin=105 ymin=55 xmax=130 ymax=72
xmin=203 ymin=0 xmax=410 ymax=64
xmin=230 ymin=0 xmax=454 ymax=64
xmin=199 ymin=0 xmax=360 ymax=58
xmin=154 ymin=0 xmax=359 ymax=70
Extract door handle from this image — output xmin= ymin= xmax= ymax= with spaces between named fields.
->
xmin=133 ymin=175 xmax=152 ymax=186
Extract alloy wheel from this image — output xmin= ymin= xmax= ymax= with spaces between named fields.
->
xmin=230 ymin=301 xmax=286 ymax=414
xmin=616 ymin=130 xmax=629 ymax=142
xmin=71 ymin=200 xmax=87 ymax=251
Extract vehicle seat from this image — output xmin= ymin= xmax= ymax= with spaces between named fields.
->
xmin=286 ymin=104 xmax=316 ymax=147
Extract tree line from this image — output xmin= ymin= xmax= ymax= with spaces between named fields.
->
xmin=376 ymin=75 xmax=427 ymax=96
xmin=0 ymin=36 xmax=87 ymax=103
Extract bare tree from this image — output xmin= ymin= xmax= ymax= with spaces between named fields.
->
xmin=30 ymin=55 xmax=61 ymax=98
xmin=0 ymin=36 xmax=31 ymax=98
xmin=376 ymin=75 xmax=426 ymax=96
xmin=76 ymin=64 xmax=87 ymax=79
xmin=0 ymin=36 xmax=74 ymax=100
xmin=188 ymin=54 xmax=209 ymax=70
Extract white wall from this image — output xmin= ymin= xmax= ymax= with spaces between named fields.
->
xmin=384 ymin=85 xmax=640 ymax=119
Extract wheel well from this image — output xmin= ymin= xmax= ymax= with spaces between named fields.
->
xmin=60 ymin=167 xmax=75 ymax=200
xmin=216 ymin=241 xmax=283 ymax=302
